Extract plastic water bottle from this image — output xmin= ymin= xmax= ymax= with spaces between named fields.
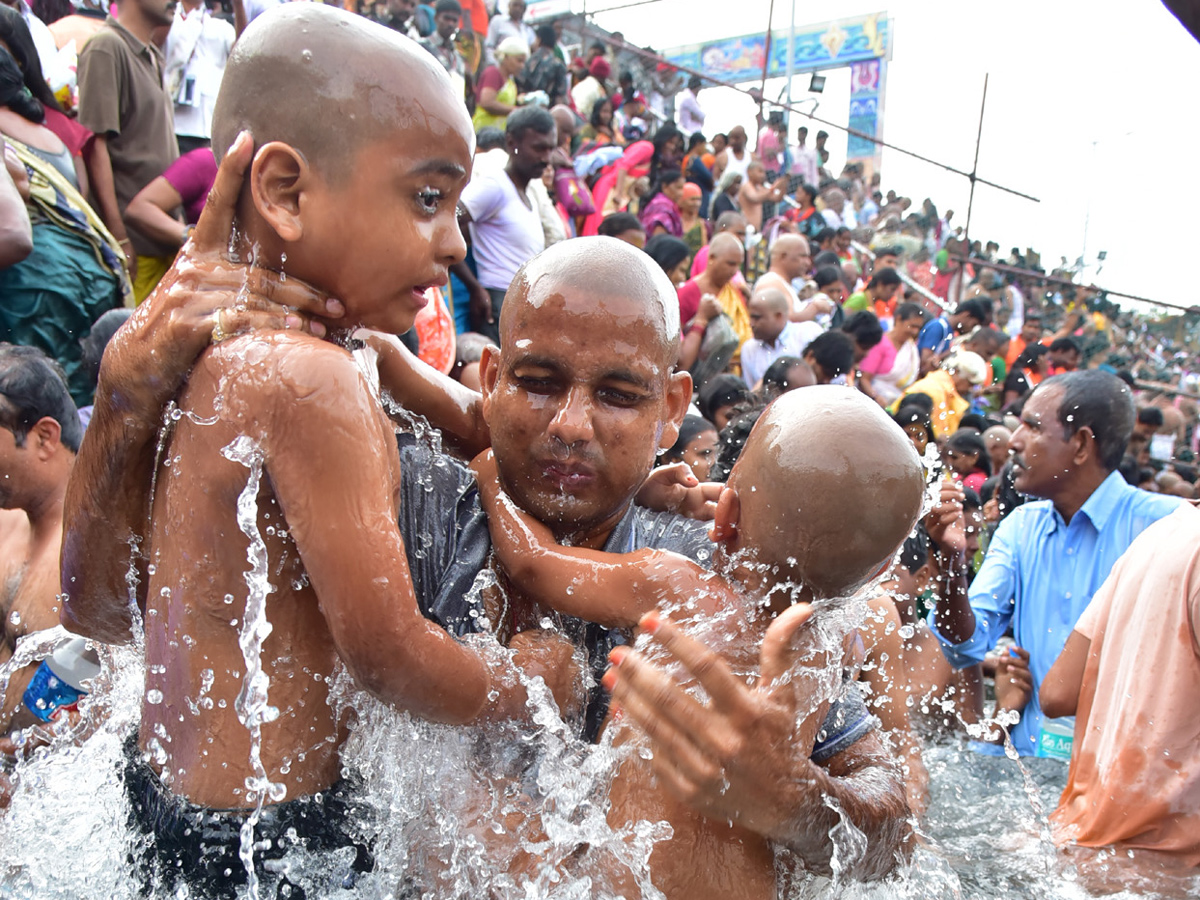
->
xmin=21 ymin=638 xmax=100 ymax=723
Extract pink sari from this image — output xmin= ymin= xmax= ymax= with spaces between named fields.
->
xmin=583 ymin=140 xmax=654 ymax=235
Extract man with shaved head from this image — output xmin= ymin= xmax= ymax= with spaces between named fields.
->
xmin=472 ymin=386 xmax=925 ymax=888
xmin=741 ymin=288 xmax=811 ymax=389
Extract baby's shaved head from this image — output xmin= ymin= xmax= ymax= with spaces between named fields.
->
xmin=212 ymin=4 xmax=470 ymax=183
xmin=731 ymin=387 xmax=925 ymax=598
xmin=501 ymin=237 xmax=681 ymax=365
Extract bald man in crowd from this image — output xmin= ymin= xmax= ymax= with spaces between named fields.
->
xmin=753 ymin=233 xmax=836 ymax=323
xmin=741 ymin=288 xmax=812 ymax=389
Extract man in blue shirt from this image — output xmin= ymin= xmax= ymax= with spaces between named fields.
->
xmin=917 ymin=298 xmax=987 ymax=374
xmin=930 ymin=370 xmax=1182 ymax=757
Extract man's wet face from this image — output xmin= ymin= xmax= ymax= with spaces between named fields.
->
xmin=481 ymin=284 xmax=678 ymax=543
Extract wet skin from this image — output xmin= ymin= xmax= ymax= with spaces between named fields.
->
xmin=78 ymin=6 xmax=493 ymax=808
xmin=476 ymin=387 xmax=926 ymax=892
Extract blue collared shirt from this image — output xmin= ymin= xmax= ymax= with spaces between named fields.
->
xmin=929 ymin=471 xmax=1183 ymax=756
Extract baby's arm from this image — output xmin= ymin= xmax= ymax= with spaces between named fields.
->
xmin=472 ymin=451 xmax=717 ymax=630
xmin=367 ymin=330 xmax=491 ymax=458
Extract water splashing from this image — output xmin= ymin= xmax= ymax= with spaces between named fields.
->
xmin=221 ymin=436 xmax=284 ymax=897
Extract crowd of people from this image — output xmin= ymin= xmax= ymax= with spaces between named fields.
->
xmin=1 ymin=0 xmax=1199 ymax=895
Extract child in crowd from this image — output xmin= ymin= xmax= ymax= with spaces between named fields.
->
xmin=64 ymin=6 xmax=494 ymax=893
xmin=944 ymin=428 xmax=992 ymax=492
xmin=472 ymin=386 xmax=926 ymax=899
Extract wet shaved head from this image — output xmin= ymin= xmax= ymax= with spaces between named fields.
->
xmin=500 ymin=237 xmax=681 ymax=365
xmin=730 ymin=387 xmax=924 ymax=598
xmin=212 ymin=4 xmax=471 ymax=183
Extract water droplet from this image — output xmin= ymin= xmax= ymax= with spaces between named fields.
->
xmin=146 ymin=689 xmax=164 ymax=705
xmin=7 ymin=610 xmax=18 ymax=625
xmin=300 ymin=49 xmax=313 ymax=62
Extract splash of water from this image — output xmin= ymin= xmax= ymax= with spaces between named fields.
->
xmin=221 ymin=435 xmax=284 ymax=898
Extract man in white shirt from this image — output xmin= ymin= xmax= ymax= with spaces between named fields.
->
xmin=452 ymin=107 xmax=555 ymax=342
xmin=790 ymin=125 xmax=819 ymax=189
xmin=676 ymin=74 xmax=705 ymax=136
xmin=741 ymin=288 xmax=813 ymax=389
xmin=164 ymin=0 xmax=235 ymax=153
xmin=485 ymin=0 xmax=535 ymax=66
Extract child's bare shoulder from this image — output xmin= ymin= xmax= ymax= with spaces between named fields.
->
xmin=199 ymin=332 xmax=383 ymax=430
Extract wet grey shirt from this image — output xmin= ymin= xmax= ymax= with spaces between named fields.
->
xmin=396 ymin=434 xmax=871 ymax=757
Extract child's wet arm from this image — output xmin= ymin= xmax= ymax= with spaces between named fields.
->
xmin=369 ymin=331 xmax=490 ymax=457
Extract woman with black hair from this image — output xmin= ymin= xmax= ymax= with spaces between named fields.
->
xmin=643 ymin=233 xmax=691 ymax=287
xmin=637 ymin=167 xmax=684 ymax=238
xmin=945 ymin=428 xmax=992 ymax=493
xmin=582 ymin=121 xmax=683 ymax=236
xmin=0 ymin=9 xmax=89 ymax=193
xmin=578 ymin=96 xmax=618 ymax=147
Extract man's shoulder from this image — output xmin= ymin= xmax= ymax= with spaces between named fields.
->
xmin=78 ymin=24 xmax=126 ymax=60
xmin=626 ymin=506 xmax=713 ymax=565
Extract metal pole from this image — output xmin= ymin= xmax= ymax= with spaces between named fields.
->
xmin=758 ymin=0 xmax=775 ymax=133
xmin=784 ymin=0 xmax=795 ymax=134
xmin=961 ymin=72 xmax=988 ymax=305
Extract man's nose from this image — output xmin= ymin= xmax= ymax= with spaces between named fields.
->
xmin=548 ymin=386 xmax=595 ymax=446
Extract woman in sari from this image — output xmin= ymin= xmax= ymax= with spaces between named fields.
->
xmin=678 ymin=182 xmax=708 ymax=257
xmin=859 ymin=301 xmax=926 ymax=407
xmin=583 ymin=124 xmax=682 ymax=236
xmin=577 ymin=97 xmax=619 ymax=148
xmin=637 ymin=168 xmax=684 ymax=239
xmin=0 ymin=49 xmax=128 ymax=407
xmin=471 ymin=36 xmax=529 ymax=133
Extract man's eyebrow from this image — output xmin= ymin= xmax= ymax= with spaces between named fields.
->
xmin=408 ymin=159 xmax=468 ymax=179
xmin=603 ymin=368 xmax=654 ymax=391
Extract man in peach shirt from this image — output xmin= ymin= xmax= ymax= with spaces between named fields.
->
xmin=1040 ymin=501 xmax=1200 ymax=870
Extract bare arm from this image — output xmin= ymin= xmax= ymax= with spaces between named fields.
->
xmin=0 ymin=146 xmax=32 ymax=268
xmin=606 ymin=610 xmax=911 ymax=879
xmin=478 ymin=85 xmax=516 ymax=117
xmin=85 ymin=135 xmax=133 ymax=276
xmin=861 ymin=595 xmax=928 ymax=817
xmin=367 ymin=330 xmax=490 ymax=457
xmin=472 ymin=451 xmax=713 ymax=629
xmin=248 ymin=339 xmax=489 ymax=724
xmin=125 ymin=175 xmax=188 ymax=249
xmin=1040 ymin=629 xmax=1089 ymax=719
xmin=926 ymin=481 xmax=976 ymax=643
xmin=60 ymin=132 xmax=338 ymax=644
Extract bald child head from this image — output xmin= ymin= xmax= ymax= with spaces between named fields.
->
xmin=212 ymin=4 xmax=470 ymax=184
xmin=728 ymin=387 xmax=925 ymax=599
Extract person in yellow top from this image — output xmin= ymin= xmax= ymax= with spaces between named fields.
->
xmin=900 ymin=350 xmax=987 ymax=439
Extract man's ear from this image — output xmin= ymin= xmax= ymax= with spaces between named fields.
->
xmin=1072 ymin=425 xmax=1096 ymax=467
xmin=31 ymin=416 xmax=62 ymax=460
xmin=658 ymin=370 xmax=692 ymax=451
xmin=479 ymin=344 xmax=501 ymax=423
xmin=249 ymin=141 xmax=312 ymax=243
xmin=709 ymin=485 xmax=739 ymax=545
